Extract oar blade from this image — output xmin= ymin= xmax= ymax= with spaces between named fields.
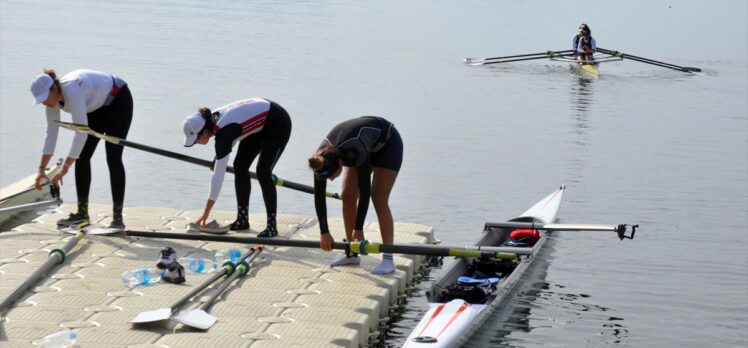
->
xmin=463 ymin=58 xmax=487 ymax=66
xmin=89 ymin=227 xmax=125 ymax=235
xmin=130 ymin=307 xmax=172 ymax=324
xmin=60 ymin=226 xmax=122 ymax=235
xmin=173 ymin=309 xmax=216 ymax=330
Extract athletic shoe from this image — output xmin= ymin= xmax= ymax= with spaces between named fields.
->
xmin=186 ymin=223 xmax=199 ymax=232
xmin=229 ymin=219 xmax=250 ymax=231
xmin=372 ymin=259 xmax=396 ymax=274
xmin=330 ymin=254 xmax=360 ymax=267
xmin=199 ymin=220 xmax=230 ymax=234
xmin=156 ymin=247 xmax=177 ymax=269
xmin=162 ymin=262 xmax=186 ymax=284
xmin=56 ymin=212 xmax=89 ymax=226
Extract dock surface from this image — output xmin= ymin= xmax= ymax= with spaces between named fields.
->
xmin=0 ymin=204 xmax=434 ymax=347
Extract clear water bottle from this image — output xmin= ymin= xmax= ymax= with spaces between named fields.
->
xmin=37 ymin=328 xmax=76 ymax=347
xmin=179 ymin=257 xmax=219 ymax=273
xmin=214 ymin=248 xmax=242 ymax=264
xmin=121 ymin=268 xmax=163 ymax=287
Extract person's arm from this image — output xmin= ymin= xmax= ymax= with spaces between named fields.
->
xmin=47 ymin=92 xmax=82 ymax=185
xmin=590 ymin=37 xmax=596 ymax=53
xmin=196 ymin=125 xmax=240 ymax=225
xmin=353 ymin=163 xmax=372 ymax=231
xmin=196 ymin=155 xmax=229 ymax=225
xmin=572 ymin=36 xmax=579 ymax=54
xmin=314 ymin=175 xmax=330 ymax=235
xmin=314 ymin=175 xmax=337 ymax=250
xmin=42 ymin=107 xmax=60 ymax=156
xmin=36 ymin=108 xmax=61 ymax=188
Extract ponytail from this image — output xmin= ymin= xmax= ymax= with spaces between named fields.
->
xmin=197 ymin=107 xmax=215 ymax=134
xmin=44 ymin=68 xmax=61 ymax=92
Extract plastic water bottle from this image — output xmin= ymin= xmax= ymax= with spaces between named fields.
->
xmin=179 ymin=257 xmax=219 ymax=273
xmin=121 ymin=268 xmax=163 ymax=287
xmin=38 ymin=329 xmax=76 ymax=347
xmin=214 ymin=248 xmax=242 ymax=264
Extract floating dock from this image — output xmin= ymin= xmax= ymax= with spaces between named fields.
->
xmin=0 ymin=204 xmax=434 ymax=347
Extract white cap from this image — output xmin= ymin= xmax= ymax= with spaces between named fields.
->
xmin=30 ymin=74 xmax=54 ymax=105
xmin=183 ymin=112 xmax=206 ymax=147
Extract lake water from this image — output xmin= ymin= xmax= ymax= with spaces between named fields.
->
xmin=1 ymin=1 xmax=746 ymax=347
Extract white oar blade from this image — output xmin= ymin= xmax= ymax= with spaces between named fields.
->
xmin=130 ymin=307 xmax=172 ymax=324
xmin=89 ymin=227 xmax=124 ymax=235
xmin=173 ymin=309 xmax=216 ymax=330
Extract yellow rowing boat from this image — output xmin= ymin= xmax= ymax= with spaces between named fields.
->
xmin=573 ymin=61 xmax=599 ymax=79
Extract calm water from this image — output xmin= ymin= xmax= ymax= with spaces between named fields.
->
xmin=1 ymin=1 xmax=746 ymax=347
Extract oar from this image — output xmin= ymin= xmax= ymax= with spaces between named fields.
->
xmin=483 ymin=222 xmax=638 ymax=240
xmin=173 ymin=246 xmax=263 ymax=330
xmin=0 ymin=199 xmax=61 ymax=215
xmin=54 ymin=121 xmax=341 ymax=200
xmin=130 ymin=248 xmax=259 ymax=324
xmin=125 ymin=230 xmax=523 ymax=259
xmin=597 ymin=47 xmax=701 ymax=72
xmin=465 ymin=50 xmax=575 ymax=65
xmin=0 ymin=228 xmax=87 ymax=313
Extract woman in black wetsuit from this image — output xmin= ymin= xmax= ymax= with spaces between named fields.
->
xmin=309 ymin=116 xmax=403 ymax=274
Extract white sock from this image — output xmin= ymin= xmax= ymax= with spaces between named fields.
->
xmin=330 ymin=253 xmax=360 ymax=267
xmin=372 ymin=254 xmax=395 ymax=274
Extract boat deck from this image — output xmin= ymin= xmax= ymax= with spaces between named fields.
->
xmin=0 ymin=203 xmax=434 ymax=347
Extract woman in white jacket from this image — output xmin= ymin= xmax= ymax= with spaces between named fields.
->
xmin=30 ymin=68 xmax=133 ymax=228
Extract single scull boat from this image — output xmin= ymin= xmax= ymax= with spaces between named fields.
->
xmin=403 ymin=185 xmax=565 ymax=347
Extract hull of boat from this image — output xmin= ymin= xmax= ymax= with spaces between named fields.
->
xmin=0 ymin=165 xmax=62 ymax=227
xmin=572 ymin=62 xmax=599 ymax=79
xmin=404 ymin=186 xmax=565 ymax=348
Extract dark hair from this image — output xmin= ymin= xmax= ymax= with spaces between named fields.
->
xmin=197 ymin=107 xmax=215 ymax=135
xmin=44 ymin=68 xmax=61 ymax=92
xmin=579 ymin=24 xmax=591 ymax=35
xmin=309 ymin=144 xmax=342 ymax=178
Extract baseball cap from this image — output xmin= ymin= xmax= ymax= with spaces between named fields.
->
xmin=30 ymin=74 xmax=54 ymax=105
xmin=183 ymin=112 xmax=206 ymax=147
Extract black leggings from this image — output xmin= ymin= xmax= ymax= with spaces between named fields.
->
xmin=75 ymin=86 xmax=133 ymax=203
xmin=233 ymin=101 xmax=292 ymax=216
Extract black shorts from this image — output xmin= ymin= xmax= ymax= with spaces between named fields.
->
xmin=371 ymin=126 xmax=403 ymax=172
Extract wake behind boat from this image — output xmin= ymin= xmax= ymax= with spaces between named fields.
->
xmin=403 ymin=186 xmax=636 ymax=347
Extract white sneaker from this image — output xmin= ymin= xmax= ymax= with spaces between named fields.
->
xmin=372 ymin=259 xmax=395 ymax=274
xmin=330 ymin=254 xmax=360 ymax=267
xmin=199 ymin=220 xmax=230 ymax=234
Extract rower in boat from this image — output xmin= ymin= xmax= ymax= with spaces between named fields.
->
xmin=573 ymin=23 xmax=596 ymax=63
xmin=182 ymin=98 xmax=292 ymax=236
xmin=309 ymin=116 xmax=403 ymax=274
xmin=30 ymin=69 xmax=132 ymax=229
